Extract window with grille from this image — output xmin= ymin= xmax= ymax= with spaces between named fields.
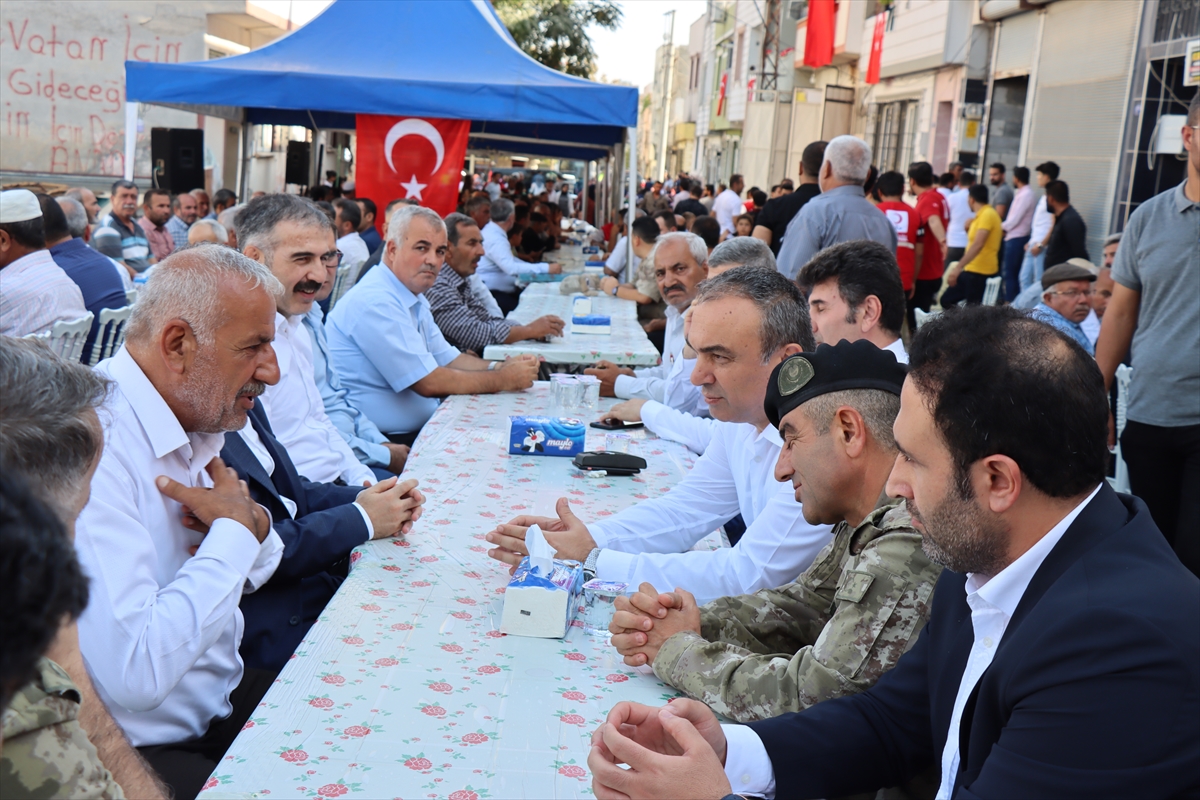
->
xmin=872 ymin=100 xmax=919 ymax=173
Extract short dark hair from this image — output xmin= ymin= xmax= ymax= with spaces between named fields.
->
xmin=110 ymin=179 xmax=137 ymax=196
xmin=656 ymin=209 xmax=679 ymax=230
xmin=357 ymin=197 xmax=377 ymax=219
xmin=238 ymin=193 xmax=335 ymax=257
xmin=797 ymin=240 xmax=906 ymax=338
xmin=443 ymin=212 xmax=476 ymax=246
xmin=529 ymin=212 xmax=547 ymax=224
xmin=802 ymin=141 xmax=828 ymax=178
xmin=908 ymin=162 xmax=935 ymax=188
xmin=780 ymin=178 xmax=795 ymax=190
xmin=938 ymin=172 xmax=956 ymax=188
xmin=213 ymin=188 xmax=238 ymax=207
xmin=630 ymin=215 xmax=661 ymax=244
xmin=968 ymin=184 xmax=990 ymax=204
xmin=1036 ymin=161 xmax=1060 ymax=180
xmin=694 ymin=266 xmax=815 ymax=358
xmin=333 ymin=197 xmax=361 ymax=228
xmin=749 ymin=188 xmax=767 ymax=207
xmin=37 ymin=193 xmax=70 ymax=243
xmin=0 ymin=214 xmax=45 ymax=250
xmin=876 ymin=170 xmax=906 ymax=197
xmin=1013 ymin=166 xmax=1030 ymax=185
xmin=0 ymin=469 xmax=89 ymax=713
xmin=729 ymin=173 xmax=744 ymax=186
xmin=908 ymin=304 xmax=1109 ymax=498
xmin=989 ymin=162 xmax=1006 ymax=174
xmin=690 ymin=215 xmax=720 ymax=249
xmin=143 ymin=187 xmax=171 ymax=205
xmin=1045 ymin=180 xmax=1070 ymax=205
xmin=959 ymin=170 xmax=977 ymax=187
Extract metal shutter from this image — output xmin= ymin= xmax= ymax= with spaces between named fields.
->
xmin=994 ymin=11 xmax=1039 ymax=76
xmin=1025 ymin=0 xmax=1140 ymax=258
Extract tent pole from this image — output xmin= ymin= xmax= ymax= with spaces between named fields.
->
xmin=239 ymin=122 xmax=252 ymax=200
xmin=581 ymin=160 xmax=589 ymax=224
xmin=626 ymin=126 xmax=635 ymax=271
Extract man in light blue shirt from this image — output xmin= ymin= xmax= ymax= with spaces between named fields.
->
xmin=327 ymin=206 xmax=540 ymax=444
xmin=475 ymin=198 xmax=560 ymax=315
xmin=776 ymin=135 xmax=897 ymax=281
xmin=1029 ymin=262 xmax=1097 ymax=356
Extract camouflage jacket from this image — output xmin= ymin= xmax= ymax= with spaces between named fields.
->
xmin=653 ymin=497 xmax=942 ymax=722
xmin=0 ymin=658 xmax=124 ymax=799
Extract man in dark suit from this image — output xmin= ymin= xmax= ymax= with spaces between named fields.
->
xmin=222 ymin=403 xmax=424 ymax=672
xmin=586 ymin=304 xmax=1200 ymax=800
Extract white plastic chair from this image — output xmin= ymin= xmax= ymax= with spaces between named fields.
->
xmin=125 ymin=289 xmax=139 ymax=305
xmin=87 ymin=305 xmax=133 ymax=366
xmin=327 ymin=262 xmax=355 ymax=309
xmin=24 ymin=313 xmax=95 ymax=363
xmin=1109 ymin=365 xmax=1133 ymax=494
xmin=914 ymin=308 xmax=940 ymax=330
xmin=982 ymin=275 xmax=1003 ymax=306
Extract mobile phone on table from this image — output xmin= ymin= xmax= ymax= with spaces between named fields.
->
xmin=589 ymin=419 xmax=644 ymax=431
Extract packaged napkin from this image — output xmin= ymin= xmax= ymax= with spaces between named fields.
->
xmin=500 ymin=525 xmax=584 ymax=638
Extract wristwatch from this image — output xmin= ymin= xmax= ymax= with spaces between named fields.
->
xmin=583 ymin=547 xmax=601 ymax=580
xmin=611 ymin=285 xmax=619 ymax=296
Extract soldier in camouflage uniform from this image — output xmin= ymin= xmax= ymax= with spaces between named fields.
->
xmin=1 ymin=658 xmax=125 ymax=799
xmin=611 ymin=340 xmax=943 ymax=723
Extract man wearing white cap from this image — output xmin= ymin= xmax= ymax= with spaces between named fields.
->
xmin=0 ymin=189 xmax=87 ymax=337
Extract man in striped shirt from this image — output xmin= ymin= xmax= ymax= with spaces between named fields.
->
xmin=427 ymin=213 xmax=563 ymax=355
xmin=97 ymin=180 xmax=152 ymax=274
xmin=165 ymin=192 xmax=197 ymax=249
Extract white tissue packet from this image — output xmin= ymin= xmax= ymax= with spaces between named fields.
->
xmin=500 ymin=525 xmax=584 ymax=638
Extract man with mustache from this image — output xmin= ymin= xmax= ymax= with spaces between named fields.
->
xmin=328 ymin=205 xmax=539 ymax=446
xmin=605 ymin=341 xmax=940 ymax=728
xmin=97 ymin=180 xmax=152 ymax=274
xmin=427 ymin=212 xmax=565 ymax=355
xmin=74 ymin=245 xmax=288 ymax=800
xmin=486 ymin=268 xmax=833 ymax=604
xmin=586 ymin=305 xmax=1199 ymax=800
xmin=585 ymin=231 xmax=708 ymax=413
xmin=236 ymin=194 xmax=383 ymax=486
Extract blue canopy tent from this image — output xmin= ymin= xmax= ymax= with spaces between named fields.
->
xmin=124 ymin=0 xmax=638 ymax=214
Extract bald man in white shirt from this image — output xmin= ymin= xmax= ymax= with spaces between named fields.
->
xmin=75 ymin=245 xmax=287 ymax=800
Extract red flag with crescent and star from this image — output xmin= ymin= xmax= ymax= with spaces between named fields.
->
xmin=355 ymin=114 xmax=470 ymax=231
xmin=866 ymin=12 xmax=887 ymax=84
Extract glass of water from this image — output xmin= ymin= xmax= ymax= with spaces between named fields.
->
xmin=577 ymin=375 xmax=601 ymax=410
xmin=605 ymin=432 xmax=632 ymax=453
xmin=581 ymin=579 xmax=628 ymax=637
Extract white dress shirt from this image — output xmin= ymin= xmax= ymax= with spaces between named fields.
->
xmin=613 ymin=306 xmax=702 ymax=412
xmin=883 ymin=336 xmax=909 ymax=364
xmin=640 ymin=400 xmax=717 ymax=455
xmin=0 ymin=249 xmax=87 ymax=336
xmin=259 ymin=312 xmax=376 ymax=487
xmin=1029 ymin=195 xmax=1054 ymax=245
xmin=604 ymin=235 xmax=641 ymax=282
xmin=75 ymin=347 xmax=284 ymax=747
xmin=337 ymin=231 xmax=370 ymax=281
xmin=589 ymin=421 xmax=832 ymax=605
xmin=477 ymin=220 xmax=549 ymax=293
xmin=721 ymin=484 xmax=1103 ymax=799
xmin=712 ymin=189 xmax=745 ymax=235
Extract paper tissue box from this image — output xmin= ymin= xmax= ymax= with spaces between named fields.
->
xmin=571 ymin=314 xmax=611 ymax=335
xmin=508 ymin=415 xmax=586 ymax=457
xmin=500 ymin=526 xmax=584 ymax=638
xmin=572 ymin=295 xmax=592 ymax=317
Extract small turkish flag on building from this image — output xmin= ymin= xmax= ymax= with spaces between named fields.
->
xmin=355 ymin=114 xmax=470 ymax=228
xmin=866 ymin=12 xmax=887 ymax=85
xmin=803 ymin=0 xmax=836 ymax=69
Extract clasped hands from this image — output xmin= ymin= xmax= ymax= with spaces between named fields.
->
xmin=609 ymin=582 xmax=702 ymax=668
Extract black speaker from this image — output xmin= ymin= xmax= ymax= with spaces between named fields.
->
xmin=286 ymin=140 xmax=312 ymax=186
xmin=150 ymin=128 xmax=204 ymax=193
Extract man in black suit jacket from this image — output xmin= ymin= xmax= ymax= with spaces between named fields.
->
xmin=586 ymin=304 xmax=1200 ymax=800
xmin=222 ymin=402 xmax=424 ymax=672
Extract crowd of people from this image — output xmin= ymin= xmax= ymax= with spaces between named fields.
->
xmin=0 ymin=92 xmax=1196 ymax=800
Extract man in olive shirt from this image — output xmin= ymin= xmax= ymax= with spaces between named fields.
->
xmin=941 ymin=185 xmax=1002 ymax=306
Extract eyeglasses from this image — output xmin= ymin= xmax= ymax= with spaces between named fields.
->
xmin=1047 ymin=288 xmax=1094 ymax=298
xmin=320 ymin=250 xmax=343 ymax=266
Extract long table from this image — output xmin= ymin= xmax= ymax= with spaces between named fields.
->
xmin=481 ymin=240 xmax=662 ymax=368
xmin=204 ymin=385 xmax=716 ymax=799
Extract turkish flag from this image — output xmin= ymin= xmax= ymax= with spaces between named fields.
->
xmin=866 ymin=12 xmax=886 ymax=84
xmin=355 ymin=114 xmax=470 ymax=230
xmin=803 ymin=0 xmax=836 ymax=69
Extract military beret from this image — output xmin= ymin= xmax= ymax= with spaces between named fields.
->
xmin=765 ymin=339 xmax=908 ymax=429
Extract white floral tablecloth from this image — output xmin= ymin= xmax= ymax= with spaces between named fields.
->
xmin=203 ymin=385 xmax=713 ymax=799
xmin=482 ymin=263 xmax=662 ymax=368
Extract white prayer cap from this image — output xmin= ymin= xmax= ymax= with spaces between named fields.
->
xmin=0 ymin=189 xmax=43 ymax=223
